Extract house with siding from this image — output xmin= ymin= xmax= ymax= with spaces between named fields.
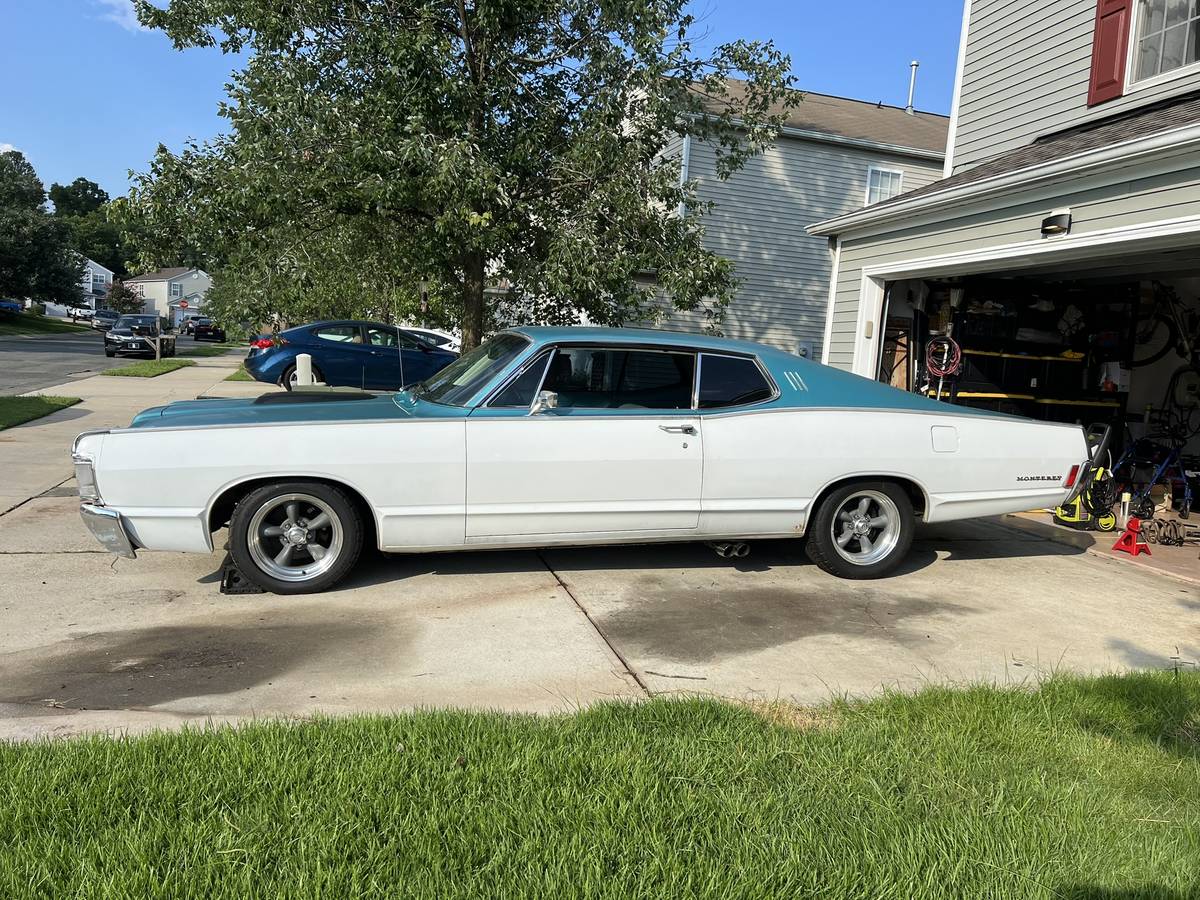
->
xmin=124 ymin=267 xmax=212 ymax=325
xmin=809 ymin=0 xmax=1200 ymax=434
xmin=661 ymin=88 xmax=947 ymax=359
xmin=79 ymin=258 xmax=113 ymax=309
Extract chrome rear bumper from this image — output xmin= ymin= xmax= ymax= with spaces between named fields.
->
xmin=80 ymin=503 xmax=137 ymax=559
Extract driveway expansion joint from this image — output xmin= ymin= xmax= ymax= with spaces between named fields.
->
xmin=537 ymin=551 xmax=651 ymax=698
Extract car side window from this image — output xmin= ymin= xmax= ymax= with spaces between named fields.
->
xmin=542 ymin=347 xmax=695 ymax=410
xmin=365 ymin=326 xmax=398 ymax=348
xmin=315 ymin=325 xmax=361 ymax=344
xmin=490 ymin=352 xmax=552 ymax=407
xmin=698 ymin=354 xmax=774 ymax=409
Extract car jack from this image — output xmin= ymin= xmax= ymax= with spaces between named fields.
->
xmin=219 ymin=553 xmax=265 ymax=594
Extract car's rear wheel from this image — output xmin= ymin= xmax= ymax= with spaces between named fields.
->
xmin=805 ymin=481 xmax=914 ymax=579
xmin=229 ymin=481 xmax=363 ymax=594
xmin=281 ymin=363 xmax=324 ymax=391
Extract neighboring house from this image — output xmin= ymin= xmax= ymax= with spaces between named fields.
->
xmin=124 ymin=267 xmax=212 ymax=325
xmin=659 ymin=85 xmax=948 ymax=359
xmin=810 ymin=0 xmax=1200 ymax=434
xmin=80 ymin=258 xmax=113 ymax=309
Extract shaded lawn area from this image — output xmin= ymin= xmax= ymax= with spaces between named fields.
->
xmin=179 ymin=342 xmax=242 ymax=358
xmin=2 ymin=673 xmax=1199 ymax=898
xmin=100 ymin=358 xmax=196 ymax=378
xmin=0 ymin=313 xmax=92 ymax=337
xmin=225 ymin=364 xmax=253 ymax=381
xmin=0 ymin=395 xmax=80 ymax=430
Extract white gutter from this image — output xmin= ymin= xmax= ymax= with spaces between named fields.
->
xmin=943 ymin=0 xmax=972 ymax=178
xmin=807 ymin=120 xmax=1200 ymax=236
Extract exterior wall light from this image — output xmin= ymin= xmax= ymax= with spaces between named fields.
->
xmin=1041 ymin=209 xmax=1072 ymax=237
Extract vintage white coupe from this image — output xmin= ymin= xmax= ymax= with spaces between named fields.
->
xmin=73 ymin=327 xmax=1095 ymax=593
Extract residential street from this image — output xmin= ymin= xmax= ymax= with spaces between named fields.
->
xmin=0 ymin=356 xmax=1196 ymax=741
xmin=0 ymin=329 xmax=126 ymax=393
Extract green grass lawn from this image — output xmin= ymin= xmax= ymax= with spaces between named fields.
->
xmin=0 ymin=395 xmax=81 ymax=430
xmin=180 ymin=341 xmax=242 ymax=358
xmin=101 ymin=358 xmax=197 ymax=378
xmin=2 ymin=672 xmax=1199 ymax=898
xmin=0 ymin=312 xmax=93 ymax=337
xmin=225 ymin=364 xmax=254 ymax=381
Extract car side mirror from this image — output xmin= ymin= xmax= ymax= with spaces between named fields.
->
xmin=530 ymin=390 xmax=559 ymax=416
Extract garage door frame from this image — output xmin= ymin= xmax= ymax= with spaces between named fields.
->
xmin=849 ymin=212 xmax=1200 ymax=376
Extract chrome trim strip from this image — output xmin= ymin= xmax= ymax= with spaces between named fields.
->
xmin=692 ymin=353 xmax=703 ymax=410
xmin=71 ymin=429 xmax=110 ymax=455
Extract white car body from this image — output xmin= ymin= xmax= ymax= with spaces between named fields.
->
xmin=73 ymin=327 xmax=1092 ymax=589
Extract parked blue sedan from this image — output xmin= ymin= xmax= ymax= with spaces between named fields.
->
xmin=244 ymin=320 xmax=458 ymax=391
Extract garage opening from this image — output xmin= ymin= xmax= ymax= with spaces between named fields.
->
xmin=873 ymin=250 xmax=1200 ymax=522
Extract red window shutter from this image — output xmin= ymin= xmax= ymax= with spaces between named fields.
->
xmin=1088 ymin=0 xmax=1133 ymax=106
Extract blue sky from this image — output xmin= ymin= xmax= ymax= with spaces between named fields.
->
xmin=1 ymin=0 xmax=964 ymax=198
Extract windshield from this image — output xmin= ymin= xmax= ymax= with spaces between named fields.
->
xmin=414 ymin=333 xmax=531 ymax=407
xmin=115 ymin=316 xmax=156 ymax=329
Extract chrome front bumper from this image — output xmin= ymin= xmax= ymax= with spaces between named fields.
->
xmin=80 ymin=503 xmax=137 ymax=559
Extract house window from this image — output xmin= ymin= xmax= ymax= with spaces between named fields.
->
xmin=866 ymin=167 xmax=904 ymax=205
xmin=91 ymin=273 xmax=107 ymax=288
xmin=1132 ymin=0 xmax=1200 ymax=83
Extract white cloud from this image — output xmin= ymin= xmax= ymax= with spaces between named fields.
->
xmin=0 ymin=143 xmax=17 ymax=154
xmin=94 ymin=0 xmax=149 ymax=33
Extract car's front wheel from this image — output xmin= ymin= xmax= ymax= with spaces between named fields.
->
xmin=805 ymin=481 xmax=914 ymax=579
xmin=229 ymin=481 xmax=363 ymax=594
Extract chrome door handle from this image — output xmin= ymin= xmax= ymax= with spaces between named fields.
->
xmin=659 ymin=424 xmax=697 ymax=435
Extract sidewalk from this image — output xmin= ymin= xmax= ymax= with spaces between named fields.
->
xmin=2 ymin=355 xmax=272 ymax=511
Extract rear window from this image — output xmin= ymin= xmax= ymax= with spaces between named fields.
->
xmin=698 ymin=355 xmax=774 ymax=409
xmin=541 ymin=347 xmax=695 ymax=409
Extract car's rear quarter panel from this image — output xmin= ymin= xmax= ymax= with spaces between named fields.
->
xmin=699 ymin=408 xmax=1087 ymax=533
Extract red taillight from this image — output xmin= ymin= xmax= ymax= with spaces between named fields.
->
xmin=251 ymin=338 xmax=274 ymax=349
xmin=1063 ymin=465 xmax=1080 ymax=489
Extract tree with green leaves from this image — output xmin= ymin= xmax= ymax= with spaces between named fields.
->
xmin=104 ymin=280 xmax=146 ymax=314
xmin=121 ymin=0 xmax=795 ymax=349
xmin=0 ymin=151 xmax=84 ymax=305
xmin=49 ymin=178 xmax=108 ymax=217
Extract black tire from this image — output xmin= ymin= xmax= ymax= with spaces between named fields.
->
xmin=281 ymin=363 xmax=323 ymax=391
xmin=229 ymin=480 xmax=364 ymax=594
xmin=1130 ymin=313 xmax=1177 ymax=367
xmin=104 ymin=349 xmax=115 ymax=357
xmin=805 ymin=481 xmax=915 ymax=579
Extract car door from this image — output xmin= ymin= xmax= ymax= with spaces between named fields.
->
xmin=464 ymin=345 xmax=703 ymax=541
xmin=362 ymin=325 xmax=405 ymax=390
xmin=310 ymin=323 xmax=368 ymax=388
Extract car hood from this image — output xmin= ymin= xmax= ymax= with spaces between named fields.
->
xmin=127 ymin=393 xmax=419 ymax=430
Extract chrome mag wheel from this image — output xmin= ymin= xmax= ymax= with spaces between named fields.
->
xmin=830 ymin=489 xmax=902 ymax=566
xmin=247 ymin=492 xmax=343 ymax=583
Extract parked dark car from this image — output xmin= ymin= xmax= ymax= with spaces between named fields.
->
xmin=193 ymin=317 xmax=226 ymax=342
xmin=178 ymin=314 xmax=202 ymax=335
xmin=104 ymin=315 xmax=176 ymax=358
xmin=244 ymin=320 xmax=457 ymax=391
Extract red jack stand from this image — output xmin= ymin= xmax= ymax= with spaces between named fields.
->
xmin=1112 ymin=517 xmax=1152 ymax=557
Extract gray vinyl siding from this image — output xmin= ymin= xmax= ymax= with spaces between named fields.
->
xmin=658 ymin=136 xmax=942 ymax=358
xmin=953 ymin=0 xmax=1200 ymax=173
xmin=824 ymin=162 xmax=1200 ymax=370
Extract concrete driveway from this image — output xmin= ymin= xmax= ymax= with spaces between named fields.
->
xmin=1 ymin=358 xmax=1197 ymax=739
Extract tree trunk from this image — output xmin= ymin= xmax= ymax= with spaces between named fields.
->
xmin=460 ymin=252 xmax=486 ymax=352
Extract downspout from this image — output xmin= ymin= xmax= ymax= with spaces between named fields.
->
xmin=677 ymin=134 xmax=692 ymax=218
xmin=820 ymin=236 xmax=842 ymax=365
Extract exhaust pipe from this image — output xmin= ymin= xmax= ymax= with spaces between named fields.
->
xmin=707 ymin=542 xmax=750 ymax=559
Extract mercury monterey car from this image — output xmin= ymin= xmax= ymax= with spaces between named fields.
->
xmin=73 ymin=327 xmax=1094 ymax=594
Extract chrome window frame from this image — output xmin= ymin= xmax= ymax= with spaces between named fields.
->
xmin=484 ymin=349 xmax=556 ymax=409
xmin=694 ymin=351 xmax=781 ymax=411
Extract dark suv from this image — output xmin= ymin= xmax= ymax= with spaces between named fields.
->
xmin=104 ymin=315 xmax=177 ymax=358
xmin=192 ymin=317 xmax=227 ymax=342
